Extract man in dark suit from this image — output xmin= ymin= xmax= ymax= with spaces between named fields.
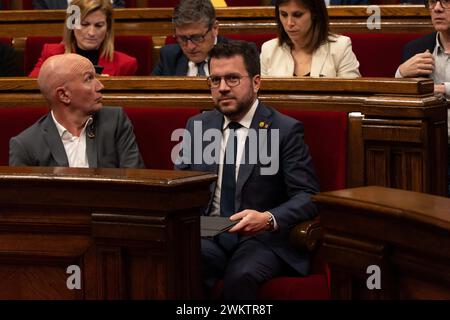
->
xmin=32 ymin=0 xmax=125 ymax=9
xmin=9 ymin=53 xmax=144 ymax=168
xmin=176 ymin=40 xmax=319 ymax=299
xmin=152 ymin=0 xmax=224 ymax=76
xmin=0 ymin=42 xmax=20 ymax=76
xmin=395 ymin=0 xmax=450 ymax=195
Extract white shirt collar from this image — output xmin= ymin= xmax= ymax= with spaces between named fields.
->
xmin=51 ymin=110 xmax=93 ymax=139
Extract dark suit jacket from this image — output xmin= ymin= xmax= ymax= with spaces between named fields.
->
xmin=33 ymin=0 xmax=125 ymax=9
xmin=176 ymin=103 xmax=320 ymax=275
xmin=152 ymin=36 xmax=228 ymax=76
xmin=402 ymin=32 xmax=437 ymax=63
xmin=0 ymin=43 xmax=20 ymax=76
xmin=9 ymin=107 xmax=145 ymax=168
xmin=29 ymin=43 xmax=137 ymax=77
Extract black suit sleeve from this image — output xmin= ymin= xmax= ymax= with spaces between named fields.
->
xmin=269 ymin=121 xmax=320 ymax=229
xmin=0 ymin=43 xmax=20 ymax=77
xmin=32 ymin=0 xmax=49 ymax=9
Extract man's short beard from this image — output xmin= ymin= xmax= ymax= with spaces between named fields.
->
xmin=215 ymin=91 xmax=256 ymax=119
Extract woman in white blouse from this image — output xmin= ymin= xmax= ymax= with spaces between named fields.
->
xmin=261 ymin=0 xmax=361 ymax=78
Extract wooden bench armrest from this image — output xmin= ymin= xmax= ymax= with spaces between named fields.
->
xmin=289 ymin=216 xmax=322 ymax=252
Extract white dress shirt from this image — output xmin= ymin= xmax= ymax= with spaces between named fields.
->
xmin=186 ymin=37 xmax=217 ymax=76
xmin=210 ymin=99 xmax=259 ymax=216
xmin=51 ymin=111 xmax=92 ymax=168
xmin=208 ymin=99 xmax=279 ymax=230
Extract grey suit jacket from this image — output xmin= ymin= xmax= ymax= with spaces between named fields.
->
xmin=176 ymin=102 xmax=319 ymax=275
xmin=9 ymin=107 xmax=144 ymax=168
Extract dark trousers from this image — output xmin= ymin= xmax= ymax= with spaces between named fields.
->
xmin=201 ymin=237 xmax=292 ymax=300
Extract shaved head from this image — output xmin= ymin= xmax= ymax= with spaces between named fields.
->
xmin=37 ymin=54 xmax=94 ymax=105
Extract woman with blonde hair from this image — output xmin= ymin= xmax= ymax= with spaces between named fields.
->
xmin=261 ymin=0 xmax=360 ymax=78
xmin=29 ymin=0 xmax=136 ymax=77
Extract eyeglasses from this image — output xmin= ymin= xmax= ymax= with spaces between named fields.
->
xmin=174 ymin=26 xmax=212 ymax=45
xmin=207 ymin=74 xmax=250 ymax=88
xmin=425 ymin=0 xmax=450 ymax=9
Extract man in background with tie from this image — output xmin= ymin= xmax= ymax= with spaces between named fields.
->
xmin=176 ymin=40 xmax=319 ymax=299
xmin=152 ymin=0 xmax=228 ymax=76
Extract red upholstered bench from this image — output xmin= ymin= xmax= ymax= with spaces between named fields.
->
xmin=0 ymin=107 xmax=49 ymax=166
xmin=0 ymin=106 xmax=199 ymax=169
xmin=24 ymin=35 xmax=153 ymax=75
xmin=343 ymin=32 xmax=425 ymax=77
xmin=125 ymin=107 xmax=200 ymax=169
xmin=0 ymin=107 xmax=346 ymax=300
xmin=256 ymin=110 xmax=347 ymax=300
xmin=0 ymin=38 xmax=13 ymax=46
xmin=211 ymin=110 xmax=347 ymax=300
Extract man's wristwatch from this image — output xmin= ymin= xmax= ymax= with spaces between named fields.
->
xmin=265 ymin=211 xmax=275 ymax=231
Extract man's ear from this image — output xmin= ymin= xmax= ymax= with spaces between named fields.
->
xmin=56 ymin=86 xmax=70 ymax=105
xmin=212 ymin=19 xmax=219 ymax=37
xmin=253 ymin=74 xmax=261 ymax=94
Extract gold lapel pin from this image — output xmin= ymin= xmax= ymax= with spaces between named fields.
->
xmin=259 ymin=121 xmax=269 ymax=129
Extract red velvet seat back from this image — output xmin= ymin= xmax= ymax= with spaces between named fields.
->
xmin=0 ymin=107 xmax=48 ymax=166
xmin=124 ymin=107 xmax=200 ymax=169
xmin=344 ymin=32 xmax=425 ymax=77
xmin=256 ymin=110 xmax=347 ymax=300
xmin=24 ymin=35 xmax=153 ymax=75
xmin=281 ymin=110 xmax=347 ymax=192
xmin=114 ymin=35 xmax=153 ymax=75
xmin=0 ymin=38 xmax=13 ymax=46
xmin=2 ymin=0 xmax=11 ymax=9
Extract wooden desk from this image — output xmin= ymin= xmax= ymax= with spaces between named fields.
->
xmin=0 ymin=6 xmax=433 ymax=38
xmin=0 ymin=166 xmax=216 ymax=299
xmin=0 ymin=77 xmax=446 ymax=196
xmin=315 ymin=186 xmax=450 ymax=299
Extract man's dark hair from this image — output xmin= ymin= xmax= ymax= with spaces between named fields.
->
xmin=173 ymin=0 xmax=216 ymax=28
xmin=208 ymin=40 xmax=260 ymax=77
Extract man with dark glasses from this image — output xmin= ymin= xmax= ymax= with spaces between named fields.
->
xmin=152 ymin=0 xmax=228 ymax=76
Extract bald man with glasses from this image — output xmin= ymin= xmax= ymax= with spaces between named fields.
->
xmin=395 ymin=0 xmax=450 ymax=195
xmin=152 ymin=0 xmax=228 ymax=77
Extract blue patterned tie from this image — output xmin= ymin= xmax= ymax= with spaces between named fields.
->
xmin=196 ymin=61 xmax=207 ymax=77
xmin=216 ymin=122 xmax=242 ymax=253
xmin=220 ymin=122 xmax=242 ymax=217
